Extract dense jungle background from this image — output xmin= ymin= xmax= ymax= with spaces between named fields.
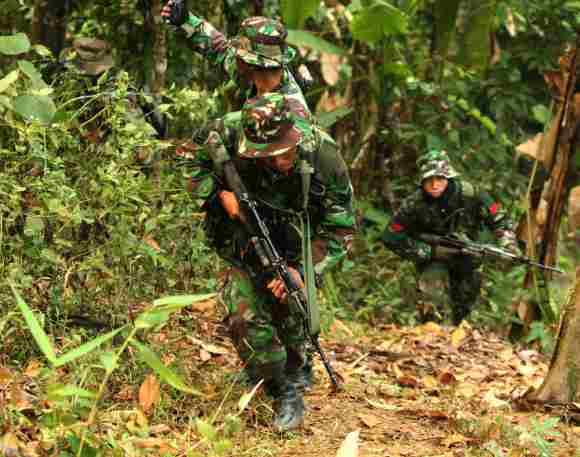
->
xmin=1 ymin=0 xmax=580 ymax=456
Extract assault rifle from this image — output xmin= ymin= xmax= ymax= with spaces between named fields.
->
xmin=418 ymin=233 xmax=564 ymax=274
xmin=209 ymin=142 xmax=341 ymax=391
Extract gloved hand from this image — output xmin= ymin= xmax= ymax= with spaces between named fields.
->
xmin=161 ymin=0 xmax=188 ymax=26
xmin=431 ymin=245 xmax=461 ymax=260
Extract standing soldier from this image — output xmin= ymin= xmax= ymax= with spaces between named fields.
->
xmin=191 ymin=93 xmax=355 ymax=431
xmin=161 ymin=1 xmax=310 ymax=111
xmin=381 ymin=150 xmax=519 ymax=325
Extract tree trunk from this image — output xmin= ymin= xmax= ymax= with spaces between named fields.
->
xmin=527 ymin=267 xmax=580 ymax=402
xmin=457 ymin=0 xmax=496 ymax=72
xmin=30 ymin=0 xmax=68 ymax=57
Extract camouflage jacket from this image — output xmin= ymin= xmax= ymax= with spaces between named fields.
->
xmin=382 ymin=179 xmax=516 ymax=263
xmin=178 ymin=14 xmax=308 ymax=111
xmin=188 ymin=126 xmax=356 ymax=277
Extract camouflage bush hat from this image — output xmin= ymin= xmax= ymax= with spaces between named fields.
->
xmin=417 ymin=149 xmax=459 ymax=182
xmin=59 ymin=38 xmax=114 ymax=76
xmin=238 ymin=92 xmax=312 ymax=158
xmin=235 ymin=17 xmax=296 ymax=68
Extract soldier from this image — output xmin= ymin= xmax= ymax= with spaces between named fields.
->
xmin=381 ymin=150 xmax=519 ymax=325
xmin=191 ymin=93 xmax=355 ymax=431
xmin=161 ymin=1 xmax=309 ymax=111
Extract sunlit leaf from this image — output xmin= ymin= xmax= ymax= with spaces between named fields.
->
xmin=287 ymin=30 xmax=346 ymax=56
xmin=0 ymin=70 xmax=20 ymax=94
xmin=132 ymin=340 xmax=203 ymax=396
xmin=54 ymin=326 xmax=126 ymax=367
xmin=10 ymin=283 xmax=56 ymax=365
xmin=99 ymin=351 xmax=117 ymax=372
xmin=134 ymin=310 xmax=170 ymax=329
xmin=238 ymin=379 xmax=263 ymax=413
xmin=0 ymin=32 xmax=31 ymax=55
xmin=336 ymin=430 xmax=359 ymax=457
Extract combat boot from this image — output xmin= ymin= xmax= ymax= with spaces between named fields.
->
xmin=273 ymin=379 xmax=304 ymax=431
xmin=264 ymin=363 xmax=305 ymax=431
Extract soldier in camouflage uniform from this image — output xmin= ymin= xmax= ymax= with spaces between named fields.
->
xmin=191 ymin=93 xmax=355 ymax=430
xmin=161 ymin=1 xmax=308 ymax=111
xmin=382 ymin=150 xmax=518 ymax=325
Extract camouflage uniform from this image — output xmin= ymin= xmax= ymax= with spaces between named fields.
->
xmin=382 ymin=150 xmax=517 ymax=324
xmin=192 ymin=93 xmax=355 ymax=429
xmin=173 ymin=12 xmax=308 ymax=110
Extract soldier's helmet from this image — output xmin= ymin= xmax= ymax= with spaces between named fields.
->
xmin=238 ymin=92 xmax=312 ymax=158
xmin=59 ymin=38 xmax=114 ymax=76
xmin=417 ymin=149 xmax=459 ymax=182
xmin=235 ymin=17 xmax=296 ymax=69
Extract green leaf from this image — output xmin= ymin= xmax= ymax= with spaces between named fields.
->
xmin=54 ymin=326 xmax=126 ymax=367
xmin=0 ymin=69 xmax=20 ymax=93
xmin=196 ymin=419 xmax=218 ymax=441
xmin=99 ymin=351 xmax=117 ymax=372
xmin=18 ymin=60 xmax=48 ymax=89
xmin=351 ymin=1 xmax=408 ymax=43
xmin=287 ymin=30 xmax=346 ymax=56
xmin=132 ymin=340 xmax=203 ymax=396
xmin=152 ymin=293 xmax=216 ymax=308
xmin=134 ymin=310 xmax=170 ymax=329
xmin=281 ymin=0 xmax=320 ymax=29
xmin=0 ymin=33 xmax=31 ymax=55
xmin=10 ymin=282 xmax=57 ymax=365
xmin=532 ymin=104 xmax=551 ymax=125
xmin=47 ymin=384 xmax=97 ymax=399
xmin=238 ymin=380 xmax=263 ymax=414
xmin=13 ymin=94 xmax=56 ymax=124
xmin=317 ymin=107 xmax=353 ymax=129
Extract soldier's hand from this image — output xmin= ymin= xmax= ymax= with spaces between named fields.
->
xmin=161 ymin=0 xmax=188 ymax=26
xmin=431 ymin=245 xmax=461 ymax=260
xmin=267 ymin=268 xmax=304 ymax=303
xmin=218 ymin=190 xmax=241 ymax=220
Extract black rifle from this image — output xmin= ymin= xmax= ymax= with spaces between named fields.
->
xmin=418 ymin=234 xmax=564 ymax=274
xmin=214 ymin=154 xmax=341 ymax=391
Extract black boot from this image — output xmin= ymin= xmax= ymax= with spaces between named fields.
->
xmin=264 ymin=363 xmax=305 ymax=431
xmin=273 ymin=379 xmax=304 ymax=432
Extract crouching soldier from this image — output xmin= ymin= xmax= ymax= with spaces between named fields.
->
xmin=381 ymin=150 xmax=518 ymax=325
xmin=190 ymin=93 xmax=355 ymax=431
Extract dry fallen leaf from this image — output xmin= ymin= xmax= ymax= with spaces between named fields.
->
xmin=24 ymin=360 xmax=41 ymax=378
xmin=358 ymin=413 xmax=381 ymax=428
xmin=321 ymin=52 xmax=342 ymax=86
xmin=450 ymin=326 xmax=469 ymax=348
xmin=483 ymin=390 xmax=510 ymax=410
xmin=143 ymin=235 xmax=161 ymax=252
xmin=330 ymin=318 xmax=354 ymax=337
xmin=190 ymin=299 xmax=216 ymax=313
xmin=199 ymin=349 xmax=212 ymax=362
xmin=437 ymin=371 xmax=457 ymax=386
xmin=336 ymin=430 xmax=359 ymax=457
xmin=0 ymin=367 xmax=13 ymax=386
xmin=441 ymin=433 xmax=465 ymax=448
xmin=139 ymin=374 xmax=160 ymax=414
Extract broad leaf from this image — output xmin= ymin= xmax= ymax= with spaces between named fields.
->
xmin=13 ymin=94 xmax=56 ymax=124
xmin=134 ymin=310 xmax=170 ymax=329
xmin=54 ymin=326 xmax=126 ymax=367
xmin=18 ymin=60 xmax=48 ymax=89
xmin=132 ymin=340 xmax=203 ymax=396
xmin=281 ymin=0 xmax=320 ymax=29
xmin=10 ymin=283 xmax=57 ymax=365
xmin=0 ymin=33 xmax=31 ymax=55
xmin=287 ymin=30 xmax=346 ymax=56
xmin=0 ymin=70 xmax=19 ymax=94
xmin=351 ymin=1 xmax=408 ymax=43
xmin=317 ymin=107 xmax=353 ymax=129
xmin=152 ymin=293 xmax=216 ymax=308
xmin=47 ymin=384 xmax=97 ymax=399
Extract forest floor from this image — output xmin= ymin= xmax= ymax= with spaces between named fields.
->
xmin=3 ymin=297 xmax=580 ymax=457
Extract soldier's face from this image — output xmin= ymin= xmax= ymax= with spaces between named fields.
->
xmin=422 ymin=176 xmax=448 ymax=198
xmin=262 ymin=147 xmax=298 ymax=175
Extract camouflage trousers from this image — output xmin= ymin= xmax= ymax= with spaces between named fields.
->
xmin=416 ymin=256 xmax=482 ymax=324
xmin=219 ymin=267 xmax=307 ymax=382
